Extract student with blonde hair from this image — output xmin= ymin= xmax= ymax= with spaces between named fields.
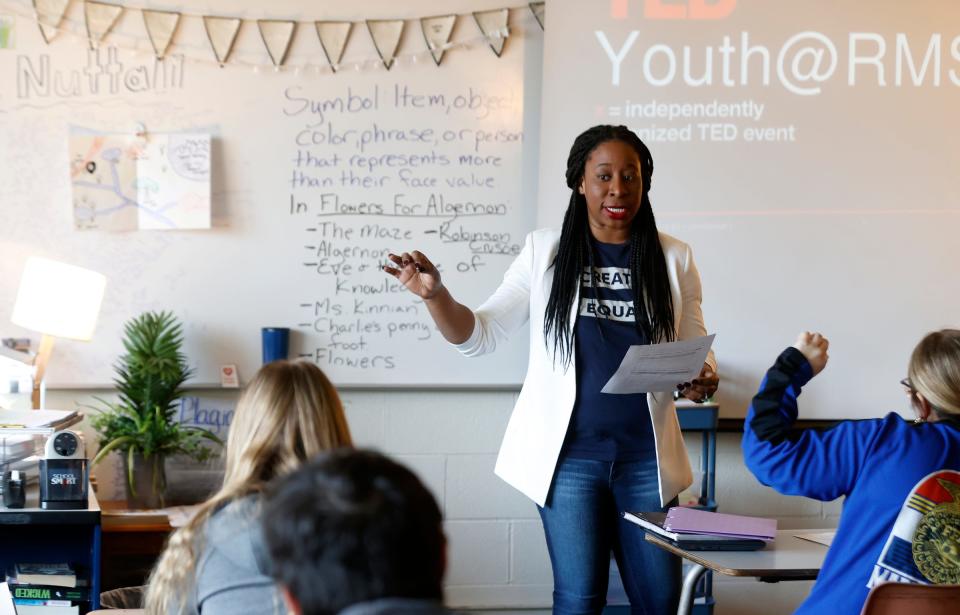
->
xmin=743 ymin=330 xmax=960 ymax=614
xmin=144 ymin=359 xmax=353 ymax=615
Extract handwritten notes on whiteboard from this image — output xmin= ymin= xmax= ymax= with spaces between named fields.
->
xmin=280 ymin=80 xmax=529 ymax=381
xmin=69 ymin=131 xmax=211 ymax=231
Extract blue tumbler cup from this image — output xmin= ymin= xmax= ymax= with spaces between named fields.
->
xmin=261 ymin=327 xmax=290 ymax=364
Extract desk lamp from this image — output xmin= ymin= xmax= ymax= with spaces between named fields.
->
xmin=10 ymin=257 xmax=106 ymax=409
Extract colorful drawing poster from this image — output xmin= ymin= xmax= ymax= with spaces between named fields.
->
xmin=70 ymin=133 xmax=141 ymax=231
xmin=136 ymin=133 xmax=212 ymax=230
xmin=69 ymin=131 xmax=212 ymax=231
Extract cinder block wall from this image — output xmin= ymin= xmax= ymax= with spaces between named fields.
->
xmin=335 ymin=391 xmax=840 ymax=614
xmin=50 ymin=388 xmax=839 ymax=615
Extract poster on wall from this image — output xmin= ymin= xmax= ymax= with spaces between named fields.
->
xmin=69 ymin=131 xmax=211 ymax=231
xmin=0 ymin=14 xmax=15 ymax=48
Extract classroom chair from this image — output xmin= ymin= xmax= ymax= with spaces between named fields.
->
xmin=89 ymin=585 xmax=146 ymax=613
xmin=860 ymin=582 xmax=960 ymax=615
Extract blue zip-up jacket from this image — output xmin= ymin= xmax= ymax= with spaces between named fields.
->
xmin=742 ymin=347 xmax=960 ymax=614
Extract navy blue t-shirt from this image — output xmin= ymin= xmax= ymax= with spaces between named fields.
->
xmin=563 ymin=240 xmax=654 ymax=461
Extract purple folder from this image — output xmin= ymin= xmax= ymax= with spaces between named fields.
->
xmin=664 ymin=506 xmax=777 ymax=541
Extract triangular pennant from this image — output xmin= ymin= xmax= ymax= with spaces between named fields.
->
xmin=473 ymin=8 xmax=509 ymax=57
xmin=39 ymin=21 xmax=59 ymax=43
xmin=33 ymin=0 xmax=69 ymax=43
xmin=315 ymin=21 xmax=352 ymax=73
xmin=38 ymin=21 xmax=60 ymax=44
xmin=529 ymin=2 xmax=545 ymax=30
xmin=366 ymin=19 xmax=404 ymax=70
xmin=84 ymin=1 xmax=124 ymax=49
xmin=257 ymin=20 xmax=296 ymax=67
xmin=203 ymin=16 xmax=242 ymax=66
xmin=420 ymin=15 xmax=456 ymax=66
xmin=141 ymin=9 xmax=181 ymax=59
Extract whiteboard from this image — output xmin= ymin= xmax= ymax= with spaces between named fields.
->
xmin=538 ymin=0 xmax=960 ymax=419
xmin=0 ymin=0 xmax=542 ymax=387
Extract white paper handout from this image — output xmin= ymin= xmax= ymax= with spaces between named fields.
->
xmin=601 ymin=334 xmax=715 ymax=394
xmin=793 ymin=530 xmax=836 ymax=547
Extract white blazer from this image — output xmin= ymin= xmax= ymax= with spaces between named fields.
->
xmin=455 ymin=228 xmax=716 ymax=507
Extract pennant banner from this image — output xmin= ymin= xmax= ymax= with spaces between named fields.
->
xmin=258 ymin=19 xmax=296 ymax=67
xmin=366 ymin=19 xmax=404 ymax=70
xmin=420 ymin=15 xmax=456 ymax=66
xmin=203 ymin=16 xmax=242 ymax=66
xmin=315 ymin=21 xmax=352 ymax=72
xmin=33 ymin=0 xmax=69 ymax=44
xmin=529 ymin=2 xmax=545 ymax=30
xmin=473 ymin=8 xmax=509 ymax=57
xmin=31 ymin=4 xmax=521 ymax=68
xmin=142 ymin=9 xmax=181 ymax=59
xmin=84 ymin=1 xmax=124 ymax=49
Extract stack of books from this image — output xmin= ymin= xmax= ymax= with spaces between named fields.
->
xmin=6 ymin=563 xmax=88 ymax=615
xmin=0 ymin=434 xmax=35 ymax=463
xmin=624 ymin=507 xmax=777 ymax=551
xmin=0 ymin=409 xmax=81 ymax=432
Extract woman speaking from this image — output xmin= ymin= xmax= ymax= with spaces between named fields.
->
xmin=384 ymin=125 xmax=717 ymax=615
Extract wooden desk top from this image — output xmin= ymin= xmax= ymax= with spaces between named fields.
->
xmin=99 ymin=500 xmax=172 ymax=533
xmin=645 ymin=530 xmax=828 ymax=579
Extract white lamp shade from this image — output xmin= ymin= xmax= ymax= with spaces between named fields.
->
xmin=11 ymin=257 xmax=107 ymax=341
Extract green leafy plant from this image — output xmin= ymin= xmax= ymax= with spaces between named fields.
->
xmin=90 ymin=311 xmax=221 ymax=500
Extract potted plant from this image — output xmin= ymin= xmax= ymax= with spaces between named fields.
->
xmin=91 ymin=310 xmax=220 ymax=509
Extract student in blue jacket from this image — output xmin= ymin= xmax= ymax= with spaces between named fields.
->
xmin=743 ymin=330 xmax=960 ymax=614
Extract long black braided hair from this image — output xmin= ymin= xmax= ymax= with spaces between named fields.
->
xmin=543 ymin=125 xmax=675 ymax=367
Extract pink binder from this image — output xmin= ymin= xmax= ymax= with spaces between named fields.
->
xmin=664 ymin=506 xmax=777 ymax=541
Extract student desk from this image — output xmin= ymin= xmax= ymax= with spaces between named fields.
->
xmin=99 ymin=502 xmax=173 ymax=591
xmin=645 ymin=530 xmax=828 ymax=615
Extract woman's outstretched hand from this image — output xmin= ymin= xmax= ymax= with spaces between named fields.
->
xmin=383 ymin=251 xmax=443 ymax=300
xmin=793 ymin=331 xmax=829 ymax=375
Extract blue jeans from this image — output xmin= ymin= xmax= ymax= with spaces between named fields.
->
xmin=538 ymin=456 xmax=680 ymax=615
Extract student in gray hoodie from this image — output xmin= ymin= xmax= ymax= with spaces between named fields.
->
xmin=144 ymin=360 xmax=353 ymax=615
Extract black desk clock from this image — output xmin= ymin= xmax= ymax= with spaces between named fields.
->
xmin=39 ymin=430 xmax=88 ymax=510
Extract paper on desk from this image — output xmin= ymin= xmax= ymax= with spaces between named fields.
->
xmin=793 ymin=531 xmax=835 ymax=547
xmin=0 ymin=409 xmax=79 ymax=429
xmin=601 ymin=334 xmax=715 ymax=394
